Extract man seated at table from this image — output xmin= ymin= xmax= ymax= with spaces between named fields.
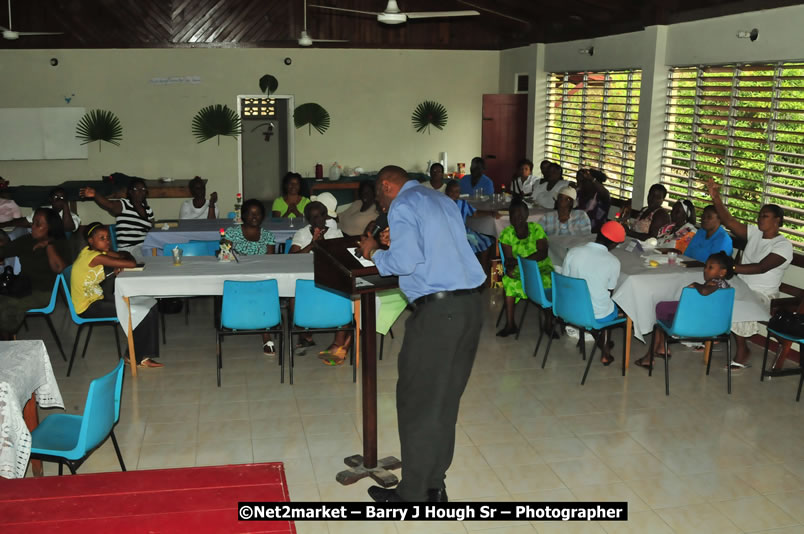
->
xmin=459 ymin=157 xmax=495 ymax=197
xmin=179 ymin=176 xmax=218 ymax=220
xmin=561 ymin=221 xmax=627 ymax=365
xmin=540 ymin=186 xmax=591 ymax=236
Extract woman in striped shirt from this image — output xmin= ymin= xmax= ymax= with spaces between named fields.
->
xmin=80 ymin=178 xmax=154 ymax=262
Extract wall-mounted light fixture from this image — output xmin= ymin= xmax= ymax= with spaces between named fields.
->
xmin=736 ymin=28 xmax=759 ymax=41
xmin=578 ymin=46 xmax=595 ymax=56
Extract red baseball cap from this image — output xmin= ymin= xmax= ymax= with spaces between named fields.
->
xmin=600 ymin=221 xmax=626 ymax=243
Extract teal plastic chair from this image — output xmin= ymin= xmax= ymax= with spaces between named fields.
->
xmin=291 ymin=280 xmax=355 ymax=385
xmin=761 ymin=326 xmax=804 ymax=402
xmin=60 ymin=267 xmax=122 ymax=377
xmin=25 ymin=276 xmax=67 ymax=361
xmin=518 ymin=257 xmax=553 ymax=360
xmin=227 ymin=212 xmax=237 ymax=219
xmin=544 ymin=272 xmax=627 ymax=385
xmin=652 ymin=287 xmax=735 ymax=395
xmin=189 ymin=239 xmax=222 ymax=256
xmin=283 ymin=237 xmax=293 ymax=254
xmin=30 ymin=359 xmax=126 ymax=475
xmin=216 ymin=280 xmax=284 ymax=386
xmin=496 ymin=242 xmax=529 ymax=339
xmin=108 ymin=224 xmax=118 ymax=252
xmin=161 ymin=241 xmax=213 ymax=257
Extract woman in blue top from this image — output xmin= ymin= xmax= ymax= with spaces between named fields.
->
xmin=459 ymin=157 xmax=495 ymax=196
xmin=683 ymin=205 xmax=733 ymax=262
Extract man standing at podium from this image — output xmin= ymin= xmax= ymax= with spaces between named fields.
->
xmin=360 ymin=165 xmax=486 ymax=503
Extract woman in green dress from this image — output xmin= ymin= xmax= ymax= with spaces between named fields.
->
xmin=498 ymin=199 xmax=553 ymax=337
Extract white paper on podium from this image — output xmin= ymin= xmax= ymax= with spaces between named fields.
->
xmin=347 ymin=247 xmax=375 ymax=268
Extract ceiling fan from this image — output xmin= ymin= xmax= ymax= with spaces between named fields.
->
xmin=310 ymin=0 xmax=479 ymax=25
xmin=299 ymin=0 xmax=349 ymax=46
xmin=2 ymin=0 xmax=63 ymax=40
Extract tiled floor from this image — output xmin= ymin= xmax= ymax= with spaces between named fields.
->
xmin=21 ymin=293 xmax=804 ymax=534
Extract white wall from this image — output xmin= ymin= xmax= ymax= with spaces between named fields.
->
xmin=0 ymin=48 xmax=499 ymax=223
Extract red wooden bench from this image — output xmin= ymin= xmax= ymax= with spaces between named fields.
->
xmin=0 ymin=463 xmax=295 ymax=533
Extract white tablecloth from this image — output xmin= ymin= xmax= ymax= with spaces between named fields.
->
xmin=466 ymin=209 xmax=548 ymax=238
xmin=0 ymin=340 xmax=64 ymax=479
xmin=142 ymin=218 xmax=300 ymax=256
xmin=547 ymin=235 xmax=770 ymax=342
xmin=114 ymin=255 xmax=315 ymax=331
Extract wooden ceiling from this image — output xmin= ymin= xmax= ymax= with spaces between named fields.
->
xmin=0 ymin=0 xmax=799 ymax=50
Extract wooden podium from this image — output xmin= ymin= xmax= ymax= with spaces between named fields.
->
xmin=313 ymin=237 xmax=402 ymax=487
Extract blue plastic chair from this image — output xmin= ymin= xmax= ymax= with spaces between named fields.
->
xmin=30 ymin=359 xmax=126 ymax=475
xmin=543 ymin=272 xmax=627 ymax=385
xmin=761 ymin=326 xmax=804 ymax=402
xmin=283 ymin=237 xmax=293 ymax=254
xmin=227 ymin=212 xmax=237 ymax=219
xmin=518 ymin=257 xmax=554 ymax=360
xmin=189 ymin=240 xmax=222 ymax=256
xmin=651 ymin=287 xmax=735 ymax=395
xmin=291 ymin=280 xmax=355 ymax=385
xmin=161 ymin=241 xmax=214 ymax=257
xmin=25 ymin=276 xmax=67 ymax=361
xmin=108 ymin=224 xmax=118 ymax=252
xmin=60 ymin=267 xmax=122 ymax=377
xmin=216 ymin=280 xmax=284 ymax=386
xmin=496 ymin=242 xmax=529 ymax=339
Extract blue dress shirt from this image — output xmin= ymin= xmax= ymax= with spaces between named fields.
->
xmin=373 ymin=181 xmax=487 ymax=302
xmin=459 ymin=174 xmax=495 ymax=196
xmin=684 ymin=225 xmax=733 ymax=262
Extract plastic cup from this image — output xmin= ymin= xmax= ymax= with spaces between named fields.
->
xmin=172 ymin=247 xmax=183 ymax=266
xmin=667 ymin=251 xmax=678 ymax=265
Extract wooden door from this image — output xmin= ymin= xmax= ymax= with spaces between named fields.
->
xmin=481 ymin=94 xmax=528 ymax=192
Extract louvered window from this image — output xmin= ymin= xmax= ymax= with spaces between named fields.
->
xmin=545 ymin=70 xmax=641 ymax=199
xmin=662 ymin=63 xmax=804 ymax=250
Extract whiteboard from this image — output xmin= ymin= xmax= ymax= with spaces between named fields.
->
xmin=0 ymin=107 xmax=88 ymax=160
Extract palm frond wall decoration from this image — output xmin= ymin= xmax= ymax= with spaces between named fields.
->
xmin=75 ymin=109 xmax=123 ymax=151
xmin=412 ymin=101 xmax=448 ymax=134
xmin=192 ymin=105 xmax=242 ymax=145
xmin=294 ymin=103 xmax=331 ymax=135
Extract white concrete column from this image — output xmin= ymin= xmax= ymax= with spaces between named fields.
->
xmin=529 ymin=43 xmax=547 ymax=165
xmin=631 ymin=25 xmax=669 ymax=209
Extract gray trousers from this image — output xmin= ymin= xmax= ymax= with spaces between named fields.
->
xmin=395 ymin=291 xmax=483 ymax=502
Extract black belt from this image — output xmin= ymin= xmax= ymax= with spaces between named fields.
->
xmin=412 ymin=286 xmax=484 ymax=307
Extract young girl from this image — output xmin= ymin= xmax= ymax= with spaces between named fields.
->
xmin=655 ymin=199 xmax=697 ymax=253
xmin=635 ymin=251 xmax=734 ymax=368
xmin=72 ymin=223 xmax=163 ymax=368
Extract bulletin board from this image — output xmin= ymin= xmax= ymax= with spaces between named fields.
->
xmin=0 ymin=107 xmax=88 ymax=161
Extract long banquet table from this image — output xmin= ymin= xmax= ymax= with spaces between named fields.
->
xmin=547 ymin=235 xmax=770 ymax=366
xmin=114 ymin=255 xmax=315 ymax=374
xmin=0 ymin=340 xmax=64 ymax=479
xmin=142 ymin=218 xmax=300 ymax=256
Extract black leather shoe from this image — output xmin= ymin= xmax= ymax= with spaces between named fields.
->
xmin=368 ymin=486 xmax=406 ymax=502
xmin=427 ymin=488 xmax=448 ymax=502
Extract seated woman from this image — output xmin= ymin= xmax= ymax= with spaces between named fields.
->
xmin=707 ymin=178 xmax=793 ymax=369
xmin=498 ymin=199 xmax=553 ymax=337
xmin=459 ymin=157 xmax=495 ymax=196
xmin=684 ymin=205 xmax=733 ymax=262
xmin=626 ymin=183 xmax=670 ymax=240
xmin=80 ymin=178 xmax=154 ymax=263
xmin=222 ymin=199 xmax=277 ymax=354
xmin=338 ymin=181 xmax=380 ymax=237
xmin=9 ymin=187 xmax=81 ymax=233
xmin=72 ymin=223 xmax=162 ymax=367
xmin=224 ymin=199 xmax=276 ymax=255
xmin=635 ymin=251 xmax=734 ymax=369
xmin=655 ymin=199 xmax=697 ymax=253
xmin=179 ymin=176 xmax=218 ymax=220
xmin=531 ymin=163 xmax=570 ymax=209
xmin=0 ymin=208 xmax=68 ymax=339
xmin=510 ymin=158 xmax=537 ymax=201
xmin=290 ymin=201 xmax=349 ymax=361
xmin=576 ymin=168 xmax=611 ymax=233
xmin=445 ymin=180 xmax=494 ymax=277
xmin=423 ymin=162 xmax=447 ymax=193
xmin=0 ymin=176 xmax=23 ymax=224
xmin=539 ymin=186 xmax=592 ymax=236
xmin=272 ymin=172 xmax=309 ymax=219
